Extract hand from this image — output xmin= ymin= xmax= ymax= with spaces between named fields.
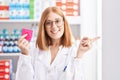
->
xmin=17 ymin=34 xmax=30 ymax=55
xmin=76 ymin=36 xmax=100 ymax=58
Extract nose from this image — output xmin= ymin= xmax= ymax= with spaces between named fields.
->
xmin=51 ymin=21 xmax=57 ymax=28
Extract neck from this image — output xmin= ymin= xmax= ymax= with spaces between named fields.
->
xmin=51 ymin=39 xmax=61 ymax=47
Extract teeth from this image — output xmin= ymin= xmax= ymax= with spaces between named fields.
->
xmin=51 ymin=30 xmax=58 ymax=34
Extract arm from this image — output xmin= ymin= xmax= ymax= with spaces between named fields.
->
xmin=15 ymin=54 xmax=34 ymax=80
xmin=76 ymin=37 xmax=100 ymax=58
xmin=65 ymin=57 xmax=84 ymax=80
xmin=73 ymin=37 xmax=100 ymax=80
xmin=66 ymin=37 xmax=100 ymax=80
xmin=15 ymin=34 xmax=36 ymax=80
xmin=64 ymin=40 xmax=84 ymax=80
xmin=73 ymin=58 xmax=84 ymax=80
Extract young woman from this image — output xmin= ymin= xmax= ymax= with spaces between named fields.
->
xmin=15 ymin=6 xmax=99 ymax=80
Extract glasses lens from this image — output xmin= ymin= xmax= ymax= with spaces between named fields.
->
xmin=45 ymin=19 xmax=63 ymax=27
xmin=55 ymin=19 xmax=62 ymax=26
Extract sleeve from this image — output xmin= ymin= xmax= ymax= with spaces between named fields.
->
xmin=73 ymin=58 xmax=85 ymax=80
xmin=15 ymin=45 xmax=37 ymax=80
xmin=73 ymin=40 xmax=85 ymax=80
xmin=66 ymin=40 xmax=85 ymax=80
xmin=15 ymin=54 xmax=35 ymax=80
xmin=64 ymin=57 xmax=84 ymax=80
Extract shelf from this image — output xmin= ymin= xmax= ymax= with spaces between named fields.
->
xmin=0 ymin=19 xmax=39 ymax=23
xmin=0 ymin=53 xmax=20 ymax=56
xmin=0 ymin=16 xmax=81 ymax=24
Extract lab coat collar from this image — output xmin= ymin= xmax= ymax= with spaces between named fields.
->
xmin=59 ymin=46 xmax=70 ymax=55
xmin=37 ymin=45 xmax=70 ymax=68
xmin=37 ymin=49 xmax=51 ymax=67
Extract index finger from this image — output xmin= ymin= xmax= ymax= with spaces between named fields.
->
xmin=91 ymin=36 xmax=100 ymax=42
xmin=20 ymin=34 xmax=27 ymax=39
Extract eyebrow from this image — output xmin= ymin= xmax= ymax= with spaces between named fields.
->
xmin=46 ymin=18 xmax=62 ymax=21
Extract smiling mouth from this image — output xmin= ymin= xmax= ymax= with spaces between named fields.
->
xmin=51 ymin=30 xmax=60 ymax=34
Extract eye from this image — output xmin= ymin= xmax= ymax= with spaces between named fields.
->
xmin=55 ymin=19 xmax=61 ymax=23
xmin=45 ymin=21 xmax=51 ymax=25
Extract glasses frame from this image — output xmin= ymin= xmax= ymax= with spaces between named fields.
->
xmin=45 ymin=19 xmax=64 ymax=28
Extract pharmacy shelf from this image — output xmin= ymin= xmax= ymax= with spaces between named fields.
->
xmin=0 ymin=19 xmax=39 ymax=23
xmin=0 ymin=53 xmax=20 ymax=56
xmin=0 ymin=16 xmax=81 ymax=24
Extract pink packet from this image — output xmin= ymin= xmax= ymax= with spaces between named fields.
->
xmin=22 ymin=28 xmax=33 ymax=41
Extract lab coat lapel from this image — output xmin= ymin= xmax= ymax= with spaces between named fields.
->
xmin=51 ymin=47 xmax=70 ymax=67
xmin=37 ymin=50 xmax=51 ymax=67
xmin=37 ymin=47 xmax=70 ymax=67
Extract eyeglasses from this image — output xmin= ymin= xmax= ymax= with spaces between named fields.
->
xmin=45 ymin=19 xmax=63 ymax=27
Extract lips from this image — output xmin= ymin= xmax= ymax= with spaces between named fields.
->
xmin=51 ymin=30 xmax=60 ymax=34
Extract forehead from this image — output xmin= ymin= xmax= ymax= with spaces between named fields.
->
xmin=47 ymin=12 xmax=63 ymax=20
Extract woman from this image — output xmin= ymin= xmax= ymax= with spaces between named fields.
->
xmin=15 ymin=6 xmax=99 ymax=80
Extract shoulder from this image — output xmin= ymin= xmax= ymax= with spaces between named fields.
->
xmin=29 ymin=43 xmax=40 ymax=57
xmin=72 ymin=39 xmax=80 ymax=49
xmin=69 ymin=39 xmax=80 ymax=57
xmin=29 ymin=43 xmax=49 ymax=57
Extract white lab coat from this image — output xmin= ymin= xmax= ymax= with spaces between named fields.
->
xmin=15 ymin=41 xmax=84 ymax=80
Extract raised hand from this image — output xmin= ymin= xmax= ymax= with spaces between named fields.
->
xmin=76 ymin=37 xmax=100 ymax=58
xmin=17 ymin=34 xmax=30 ymax=55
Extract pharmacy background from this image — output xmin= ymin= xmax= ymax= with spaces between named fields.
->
xmin=0 ymin=0 xmax=102 ymax=80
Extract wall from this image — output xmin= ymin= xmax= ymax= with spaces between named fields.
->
xmin=102 ymin=0 xmax=120 ymax=80
xmin=81 ymin=0 xmax=99 ymax=80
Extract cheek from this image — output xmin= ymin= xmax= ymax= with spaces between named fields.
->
xmin=61 ymin=29 xmax=64 ymax=35
xmin=45 ymin=27 xmax=50 ymax=34
xmin=61 ymin=27 xmax=64 ymax=34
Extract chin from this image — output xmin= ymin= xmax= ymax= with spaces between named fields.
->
xmin=51 ymin=36 xmax=62 ymax=40
xmin=52 ymin=37 xmax=61 ymax=40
